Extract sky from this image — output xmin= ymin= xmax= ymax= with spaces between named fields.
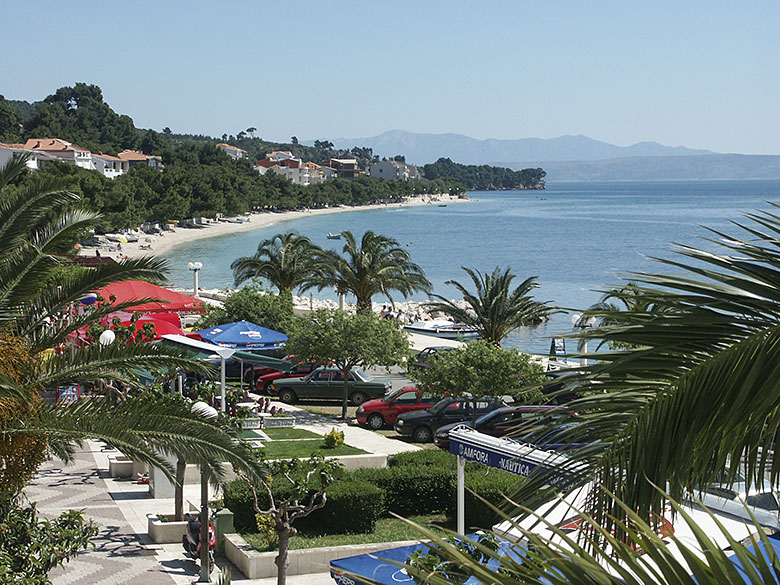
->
xmin=2 ymin=1 xmax=778 ymax=154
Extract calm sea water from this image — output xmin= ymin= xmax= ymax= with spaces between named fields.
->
xmin=161 ymin=180 xmax=780 ymax=354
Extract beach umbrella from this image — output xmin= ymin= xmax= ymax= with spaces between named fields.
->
xmin=196 ymin=320 xmax=287 ymax=349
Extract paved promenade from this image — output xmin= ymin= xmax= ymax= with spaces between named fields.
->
xmin=22 ymin=400 xmax=418 ymax=584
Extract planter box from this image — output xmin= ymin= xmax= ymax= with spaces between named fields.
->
xmin=263 ymin=416 xmax=295 ymax=428
xmin=225 ymin=534 xmax=422 ymax=579
xmin=108 ymin=455 xmax=147 ymax=478
xmin=147 ymin=514 xmax=188 ymax=544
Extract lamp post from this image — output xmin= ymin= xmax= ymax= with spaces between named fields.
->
xmin=187 ymin=262 xmax=203 ymax=298
xmin=192 ymin=401 xmax=218 ymax=583
xmin=571 ymin=313 xmax=597 ymax=366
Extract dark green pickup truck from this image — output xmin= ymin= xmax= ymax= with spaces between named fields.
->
xmin=269 ymin=367 xmax=392 ymax=406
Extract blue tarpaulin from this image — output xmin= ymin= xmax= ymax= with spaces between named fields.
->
xmin=330 ymin=537 xmax=524 ymax=585
xmin=196 ymin=320 xmax=287 ymax=349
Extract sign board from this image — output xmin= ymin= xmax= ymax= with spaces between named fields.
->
xmin=56 ymin=384 xmax=80 ymax=405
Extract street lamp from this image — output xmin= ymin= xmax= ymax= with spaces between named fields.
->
xmin=192 ymin=401 xmax=218 ymax=583
xmin=187 ymin=261 xmax=203 ymax=297
xmin=571 ymin=313 xmax=597 ymax=366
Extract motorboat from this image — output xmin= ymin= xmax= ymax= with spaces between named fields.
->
xmin=327 ymin=233 xmax=342 ymax=239
xmin=404 ymin=319 xmax=479 ymax=340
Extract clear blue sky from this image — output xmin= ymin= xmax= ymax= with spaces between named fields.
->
xmin=3 ymin=1 xmax=778 ymax=154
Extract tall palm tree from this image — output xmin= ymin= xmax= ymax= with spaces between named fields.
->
xmin=231 ymin=231 xmax=321 ymax=296
xmin=509 ymin=204 xmax=780 ymax=546
xmin=307 ymin=230 xmax=431 ymax=313
xmin=0 ymin=155 xmax=263 ymax=498
xmin=426 ymin=266 xmax=555 ymax=346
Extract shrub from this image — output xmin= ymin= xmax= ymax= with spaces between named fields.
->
xmin=308 ymin=480 xmax=384 ymax=534
xmin=388 ymin=449 xmax=456 ymax=469
xmin=223 ymin=479 xmax=257 ymax=532
xmin=323 ymin=428 xmax=345 ymax=449
xmin=223 ymin=478 xmax=298 ymax=533
xmin=352 ymin=465 xmax=455 ymax=516
xmin=445 ymin=469 xmax=525 ymax=529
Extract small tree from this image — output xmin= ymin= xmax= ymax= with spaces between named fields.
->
xmin=285 ymin=309 xmax=410 ymax=419
xmin=242 ymin=457 xmax=341 ymax=585
xmin=409 ymin=340 xmax=545 ymax=424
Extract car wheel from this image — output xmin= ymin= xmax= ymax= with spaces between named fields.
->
xmin=350 ymin=391 xmax=368 ymax=406
xmin=262 ymin=381 xmax=273 ymax=394
xmin=413 ymin=425 xmax=433 ymax=443
xmin=366 ymin=413 xmax=385 ymax=430
xmin=278 ymin=389 xmax=296 ymax=404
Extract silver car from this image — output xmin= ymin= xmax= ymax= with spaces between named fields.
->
xmin=695 ymin=482 xmax=780 ymax=529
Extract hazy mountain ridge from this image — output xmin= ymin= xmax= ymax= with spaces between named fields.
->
xmin=323 ymin=130 xmax=714 ymax=166
xmin=505 ymin=154 xmax=780 ymax=182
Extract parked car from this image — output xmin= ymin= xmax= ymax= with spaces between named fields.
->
xmin=256 ymin=361 xmax=318 ymax=393
xmin=269 ymin=367 xmax=392 ymax=406
xmin=394 ymin=396 xmax=505 ymax=443
xmin=507 ymin=422 xmax=596 ymax=453
xmin=407 ymin=346 xmax=456 ymax=372
xmin=356 ymin=386 xmax=445 ymax=429
xmin=433 ymin=405 xmax=571 ymax=449
xmin=695 ymin=482 xmax=780 ymax=529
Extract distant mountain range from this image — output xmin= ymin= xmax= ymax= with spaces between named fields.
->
xmin=506 ymin=155 xmax=780 ymax=182
xmin=318 ymin=130 xmax=780 ymax=181
xmin=324 ymin=130 xmax=714 ymax=165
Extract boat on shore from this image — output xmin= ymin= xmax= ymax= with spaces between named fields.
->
xmin=404 ymin=319 xmax=479 ymax=340
xmin=327 ymin=233 xmax=342 ymax=239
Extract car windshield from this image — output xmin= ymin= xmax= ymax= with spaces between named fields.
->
xmin=428 ymin=398 xmax=456 ymax=415
xmin=352 ymin=368 xmax=372 ymax=382
xmin=384 ymin=388 xmax=410 ymax=402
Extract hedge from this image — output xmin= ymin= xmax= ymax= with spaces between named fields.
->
xmin=352 ymin=465 xmax=455 ymax=516
xmin=445 ymin=469 xmax=526 ymax=529
xmin=387 ymin=449 xmax=456 ymax=469
xmin=307 ymin=480 xmax=384 ymax=534
xmin=223 ymin=478 xmax=297 ymax=533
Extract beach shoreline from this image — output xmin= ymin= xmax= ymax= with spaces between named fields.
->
xmin=85 ymin=193 xmax=469 ymax=261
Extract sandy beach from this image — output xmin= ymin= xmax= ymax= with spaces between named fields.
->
xmin=87 ymin=193 xmax=469 ymax=261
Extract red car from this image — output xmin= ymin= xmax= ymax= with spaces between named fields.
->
xmin=255 ymin=361 xmax=318 ymax=393
xmin=356 ymin=386 xmax=444 ymax=430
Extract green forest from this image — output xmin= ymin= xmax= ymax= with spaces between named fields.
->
xmin=0 ymin=83 xmax=545 ymax=231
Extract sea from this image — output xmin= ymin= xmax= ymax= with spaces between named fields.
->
xmin=161 ymin=180 xmax=780 ymax=354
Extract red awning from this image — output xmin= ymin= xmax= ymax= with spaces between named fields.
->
xmin=94 ymin=281 xmax=205 ymax=313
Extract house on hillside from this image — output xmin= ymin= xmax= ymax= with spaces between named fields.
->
xmin=266 ymin=150 xmax=294 ymax=163
xmin=329 ymin=158 xmax=359 ymax=179
xmin=216 ymin=143 xmax=248 ymax=160
xmin=0 ymin=143 xmax=58 ymax=170
xmin=255 ymin=154 xmax=329 ymax=185
xmin=117 ymin=149 xmax=164 ymax=170
xmin=369 ymin=159 xmax=420 ymax=181
xmin=24 ymin=138 xmax=95 ymax=171
xmin=93 ymin=153 xmax=130 ymax=179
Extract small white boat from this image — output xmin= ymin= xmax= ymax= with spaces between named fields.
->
xmin=327 ymin=233 xmax=342 ymax=240
xmin=404 ymin=319 xmax=479 ymax=340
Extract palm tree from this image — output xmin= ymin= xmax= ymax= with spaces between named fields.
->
xmin=231 ymin=232 xmax=320 ymax=296
xmin=307 ymin=230 xmax=431 ymax=313
xmin=425 ymin=266 xmax=555 ymax=346
xmin=0 ymin=154 xmax=263 ymax=499
xmin=507 ymin=204 xmax=780 ymax=547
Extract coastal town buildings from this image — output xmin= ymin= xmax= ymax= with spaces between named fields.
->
xmin=117 ymin=149 xmax=164 ymax=170
xmin=329 ymin=157 xmax=360 ymax=179
xmin=0 ymin=140 xmax=163 ymax=179
xmin=369 ymin=159 xmax=420 ymax=181
xmin=216 ymin=142 xmax=248 ymax=159
xmin=255 ymin=152 xmax=332 ymax=185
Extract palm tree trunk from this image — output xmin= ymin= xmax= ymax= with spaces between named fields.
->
xmin=356 ymin=296 xmax=372 ymax=314
xmin=174 ymin=456 xmax=186 ymax=521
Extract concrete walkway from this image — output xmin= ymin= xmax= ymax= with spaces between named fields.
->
xmin=22 ymin=401 xmax=420 ymax=584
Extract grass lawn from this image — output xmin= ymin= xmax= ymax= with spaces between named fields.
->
xmin=243 ymin=514 xmax=451 ymax=552
xmin=238 ymin=430 xmax=265 ymax=440
xmin=262 ymin=428 xmax=321 ymax=440
xmin=264 ymin=439 xmax=367 ymax=459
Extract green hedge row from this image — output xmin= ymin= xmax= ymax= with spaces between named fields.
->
xmin=224 ymin=449 xmax=524 ymax=535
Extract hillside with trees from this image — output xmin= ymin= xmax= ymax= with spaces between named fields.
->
xmin=1 ymin=84 xmax=545 ymax=231
xmin=423 ymin=157 xmax=545 ymax=190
